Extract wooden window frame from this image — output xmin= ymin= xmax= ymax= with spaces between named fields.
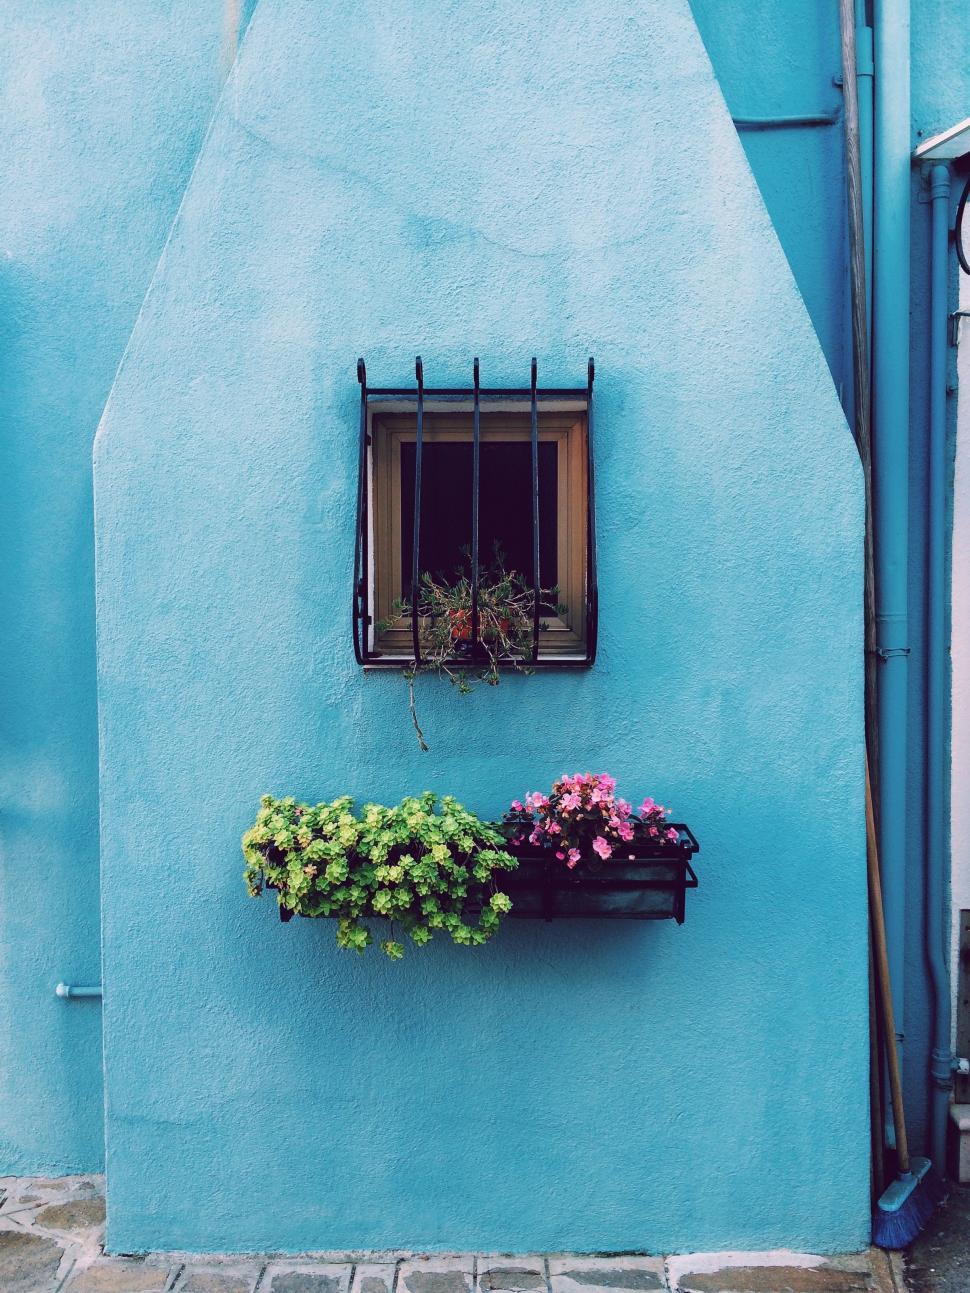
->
xmin=367 ymin=408 xmax=589 ymax=662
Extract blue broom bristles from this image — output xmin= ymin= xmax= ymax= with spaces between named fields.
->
xmin=872 ymin=1156 xmax=941 ymax=1249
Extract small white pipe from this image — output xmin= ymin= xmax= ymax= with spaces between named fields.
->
xmin=55 ymin=983 xmax=102 ymax=999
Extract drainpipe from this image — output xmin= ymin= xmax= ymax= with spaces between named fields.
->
xmin=926 ymin=161 xmax=955 ymax=1170
xmin=872 ymin=0 xmax=911 ymax=1051
xmin=855 ymin=0 xmax=874 ymax=331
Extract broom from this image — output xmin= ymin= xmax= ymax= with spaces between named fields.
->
xmin=867 ymin=762 xmax=938 ymax=1246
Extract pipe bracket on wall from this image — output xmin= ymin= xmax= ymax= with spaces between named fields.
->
xmin=949 ymin=309 xmax=970 ymax=345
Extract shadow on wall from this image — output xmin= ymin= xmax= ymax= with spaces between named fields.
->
xmin=0 ymin=0 xmax=260 ymax=1176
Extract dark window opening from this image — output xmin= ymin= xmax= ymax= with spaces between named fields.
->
xmin=400 ymin=440 xmax=558 ymax=605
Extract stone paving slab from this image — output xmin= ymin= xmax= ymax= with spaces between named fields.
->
xmin=399 ymin=1257 xmax=475 ymax=1293
xmin=61 ymin=1256 xmax=175 ymax=1292
xmin=664 ymin=1251 xmax=901 ymax=1293
xmin=35 ymin=1198 xmax=107 ymax=1234
xmin=0 ymin=1228 xmax=69 ymax=1293
xmin=0 ymin=1175 xmax=100 ymax=1219
xmin=550 ymin=1256 xmax=667 ymax=1293
xmin=478 ymin=1258 xmax=547 ymax=1293
xmin=171 ymin=1263 xmax=263 ymax=1293
xmin=350 ymin=1263 xmax=399 ymax=1293
xmin=671 ymin=1268 xmax=871 ymax=1292
xmin=263 ymin=1262 xmax=356 ymax=1293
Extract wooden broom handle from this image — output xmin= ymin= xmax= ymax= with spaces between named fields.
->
xmin=866 ymin=759 xmax=911 ymax=1173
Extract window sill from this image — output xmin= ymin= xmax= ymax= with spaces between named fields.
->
xmin=361 ymin=656 xmax=593 ymax=670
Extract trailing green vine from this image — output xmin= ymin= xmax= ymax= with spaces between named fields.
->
xmin=242 ymin=792 xmax=516 ymax=957
xmin=376 ymin=548 xmax=566 ymax=750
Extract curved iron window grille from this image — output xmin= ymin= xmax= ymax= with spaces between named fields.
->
xmin=353 ymin=357 xmax=597 ymax=668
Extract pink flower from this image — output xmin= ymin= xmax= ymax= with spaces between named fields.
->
xmin=666 ymin=827 xmax=679 ymax=841
xmin=592 ymin=836 xmax=613 ymax=860
xmin=598 ymin=773 xmax=616 ymax=792
xmin=567 ymin=848 xmax=581 ymax=869
xmin=511 ymin=799 xmax=523 ymax=812
xmin=640 ymin=797 xmax=656 ymax=815
xmin=556 ymin=851 xmax=565 ymax=860
xmin=618 ymin=821 xmax=634 ymax=841
xmin=648 ymin=826 xmax=658 ymax=837
xmin=562 ymin=793 xmax=581 ymax=812
xmin=547 ymin=821 xmax=561 ymax=834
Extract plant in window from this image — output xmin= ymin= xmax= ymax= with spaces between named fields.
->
xmin=378 ymin=548 xmax=566 ymax=750
xmin=242 ymin=792 xmax=516 ymax=957
xmin=502 ymin=772 xmax=682 ymax=867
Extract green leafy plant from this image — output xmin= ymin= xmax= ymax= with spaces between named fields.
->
xmin=242 ymin=792 xmax=516 ymax=957
xmin=378 ymin=548 xmax=566 ymax=750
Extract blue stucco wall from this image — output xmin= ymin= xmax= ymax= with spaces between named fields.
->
xmin=689 ymin=0 xmax=850 ymax=407
xmin=0 ymin=2 xmax=253 ymax=1175
xmin=94 ymin=0 xmax=867 ymax=1255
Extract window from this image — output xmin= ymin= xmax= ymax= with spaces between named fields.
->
xmin=353 ymin=360 xmax=597 ymax=668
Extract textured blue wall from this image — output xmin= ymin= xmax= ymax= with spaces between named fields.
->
xmin=0 ymin=2 xmax=253 ymax=1175
xmin=94 ymin=0 xmax=867 ymax=1255
xmin=689 ymin=0 xmax=849 ymax=406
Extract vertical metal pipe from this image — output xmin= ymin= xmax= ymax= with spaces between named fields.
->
xmin=841 ymin=0 xmax=877 ymax=764
xmin=856 ymin=0 xmax=875 ymax=333
xmin=843 ymin=0 xmax=883 ymax=1170
xmin=471 ymin=358 xmax=481 ymax=652
xmin=411 ymin=356 xmax=424 ymax=665
xmin=926 ymin=162 xmax=954 ymax=1169
xmin=530 ymin=358 xmax=540 ymax=661
xmin=873 ymin=0 xmax=911 ymax=1048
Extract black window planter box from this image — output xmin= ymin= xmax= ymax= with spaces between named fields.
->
xmin=492 ymin=825 xmax=699 ymax=924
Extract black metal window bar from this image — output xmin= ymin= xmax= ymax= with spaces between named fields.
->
xmin=353 ymin=357 xmax=598 ymax=667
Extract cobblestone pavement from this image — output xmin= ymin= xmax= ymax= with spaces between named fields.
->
xmin=0 ymin=1177 xmax=909 ymax=1293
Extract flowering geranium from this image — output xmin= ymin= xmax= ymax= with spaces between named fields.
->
xmin=502 ymin=772 xmax=681 ymax=867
